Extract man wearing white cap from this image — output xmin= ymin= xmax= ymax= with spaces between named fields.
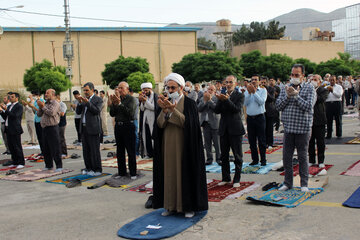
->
xmin=152 ymin=73 xmax=208 ymax=218
xmin=139 ymin=82 xmax=158 ymax=159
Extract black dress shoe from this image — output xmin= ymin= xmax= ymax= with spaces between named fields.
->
xmin=145 ymin=195 xmax=153 ymax=209
xmin=261 ymin=162 xmax=267 ymax=166
xmin=205 ymin=160 xmax=213 ymax=165
xmin=249 ymin=161 xmax=259 ymax=166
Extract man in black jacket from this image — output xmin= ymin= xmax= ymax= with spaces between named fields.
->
xmin=309 ymin=75 xmax=329 ymax=169
xmin=214 ymin=75 xmax=246 ymax=188
xmin=261 ymin=77 xmax=277 ymax=148
xmin=76 ymin=82 xmax=103 ymax=176
xmin=0 ymin=92 xmax=25 ymax=168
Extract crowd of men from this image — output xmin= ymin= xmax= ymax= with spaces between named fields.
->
xmin=1 ymin=64 xmax=360 ymax=217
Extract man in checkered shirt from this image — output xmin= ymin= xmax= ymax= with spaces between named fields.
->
xmin=276 ymin=64 xmax=316 ymax=192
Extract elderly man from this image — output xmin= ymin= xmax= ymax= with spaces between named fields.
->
xmin=22 ymin=94 xmax=36 ymax=145
xmin=99 ymin=90 xmax=109 ymax=137
xmin=214 ymin=75 xmax=246 ymax=188
xmin=245 ymin=75 xmax=267 ymax=166
xmin=0 ymin=92 xmax=25 ymax=168
xmin=325 ymin=75 xmax=343 ymax=139
xmin=76 ymin=82 xmax=103 ymax=176
xmin=153 ymin=73 xmax=208 ymax=218
xmin=109 ymin=82 xmax=137 ymax=179
xmin=198 ymin=84 xmax=221 ymax=165
xmin=309 ymin=75 xmax=329 ymax=169
xmin=184 ymin=81 xmax=198 ymax=102
xmin=139 ymin=82 xmax=158 ymax=159
xmin=276 ymin=64 xmax=316 ymax=192
xmin=37 ymin=89 xmax=63 ymax=171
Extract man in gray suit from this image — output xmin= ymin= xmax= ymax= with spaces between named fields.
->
xmin=76 ymin=82 xmax=103 ymax=176
xmin=198 ymin=85 xmax=221 ymax=165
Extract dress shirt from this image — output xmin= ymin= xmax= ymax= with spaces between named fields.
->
xmin=244 ymin=86 xmax=267 ymax=116
xmin=325 ymin=84 xmax=343 ymax=102
xmin=37 ymin=100 xmax=61 ymax=128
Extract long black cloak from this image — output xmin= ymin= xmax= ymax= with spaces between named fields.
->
xmin=152 ymin=96 xmax=208 ymax=212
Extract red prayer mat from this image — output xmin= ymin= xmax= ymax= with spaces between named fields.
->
xmin=340 ymin=160 xmax=360 ymax=176
xmin=0 ymin=165 xmax=32 ymax=172
xmin=244 ymin=146 xmax=282 ymax=154
xmin=207 ymin=180 xmax=259 ymax=202
xmin=25 ymin=154 xmax=44 ymax=162
xmin=280 ymin=164 xmax=333 ymax=176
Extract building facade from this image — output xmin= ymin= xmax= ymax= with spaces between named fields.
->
xmin=333 ymin=4 xmax=360 ymax=59
xmin=232 ymin=39 xmax=344 ymax=64
xmin=0 ymin=27 xmax=199 ymax=99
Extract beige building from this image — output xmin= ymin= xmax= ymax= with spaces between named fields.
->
xmin=0 ymin=27 xmax=199 ymax=98
xmin=232 ymin=39 xmax=344 ymax=64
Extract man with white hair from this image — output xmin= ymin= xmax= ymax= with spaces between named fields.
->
xmin=139 ymin=82 xmax=158 ymax=159
xmin=184 ymin=81 xmax=198 ymax=102
xmin=152 ymin=73 xmax=208 ymax=218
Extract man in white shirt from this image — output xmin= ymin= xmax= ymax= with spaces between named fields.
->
xmin=22 ymin=94 xmax=36 ymax=145
xmin=325 ymin=75 xmax=344 ymax=139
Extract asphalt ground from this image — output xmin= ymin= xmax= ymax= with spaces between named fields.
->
xmin=0 ymin=112 xmax=359 ymax=240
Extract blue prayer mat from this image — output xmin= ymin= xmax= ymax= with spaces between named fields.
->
xmin=206 ymin=162 xmax=275 ymax=174
xmin=246 ymin=187 xmax=323 ymax=208
xmin=45 ymin=173 xmax=111 ymax=184
xmin=117 ymin=208 xmax=207 ymax=239
xmin=343 ymin=186 xmax=360 ymax=208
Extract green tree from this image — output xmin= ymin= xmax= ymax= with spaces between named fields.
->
xmin=232 ymin=21 xmax=286 ymax=45
xmin=315 ymin=58 xmax=353 ymax=76
xmin=126 ymin=72 xmax=155 ymax=92
xmin=197 ymin=37 xmax=216 ymax=50
xmin=239 ymin=50 xmax=263 ymax=78
xmin=338 ymin=52 xmax=360 ymax=74
xmin=102 ymin=56 xmax=150 ymax=89
xmin=23 ymin=59 xmax=71 ymax=94
xmin=172 ymin=51 xmax=242 ymax=83
xmin=294 ymin=58 xmax=317 ymax=74
xmin=259 ymin=53 xmax=294 ymax=81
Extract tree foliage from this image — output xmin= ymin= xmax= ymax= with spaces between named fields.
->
xmin=294 ymin=58 xmax=317 ymax=75
xmin=316 ymin=58 xmax=353 ymax=76
xmin=23 ymin=59 xmax=71 ymax=94
xmin=239 ymin=50 xmax=263 ymax=78
xmin=126 ymin=72 xmax=155 ymax=92
xmin=102 ymin=56 xmax=150 ymax=89
xmin=259 ymin=53 xmax=294 ymax=81
xmin=233 ymin=20 xmax=286 ymax=45
xmin=197 ymin=37 xmax=216 ymax=50
xmin=172 ymin=52 xmax=243 ymax=83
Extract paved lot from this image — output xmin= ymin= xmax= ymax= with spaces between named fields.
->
xmin=0 ymin=113 xmax=359 ymax=240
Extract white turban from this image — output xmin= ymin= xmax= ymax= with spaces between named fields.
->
xmin=164 ymin=73 xmax=185 ymax=87
xmin=141 ymin=82 xmax=153 ymax=89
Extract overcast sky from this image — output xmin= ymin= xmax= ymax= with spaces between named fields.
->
xmin=0 ymin=0 xmax=359 ymax=28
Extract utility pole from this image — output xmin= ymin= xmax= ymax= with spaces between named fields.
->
xmin=50 ymin=41 xmax=56 ymax=66
xmin=63 ymin=0 xmax=74 ymax=101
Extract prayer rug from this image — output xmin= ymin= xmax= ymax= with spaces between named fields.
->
xmin=343 ymin=186 xmax=360 ymax=208
xmin=1 ymin=169 xmax=73 ymax=181
xmin=0 ymin=165 xmax=32 ymax=172
xmin=23 ymin=145 xmax=41 ymax=149
xmin=340 ymin=160 xmax=360 ymax=176
xmin=25 ymin=154 xmax=44 ymax=162
xmin=87 ymin=172 xmax=144 ymax=189
xmin=117 ymin=208 xmax=207 ymax=240
xmin=126 ymin=181 xmax=153 ymax=194
xmin=280 ymin=164 xmax=333 ymax=176
xmin=101 ymin=143 xmax=116 ymax=150
xmin=102 ymin=158 xmax=153 ymax=171
xmin=244 ymin=146 xmax=282 ymax=154
xmin=102 ymin=158 xmax=118 ymax=168
xmin=0 ymin=159 xmax=11 ymax=165
xmin=67 ymin=145 xmax=82 ymax=150
xmin=46 ymin=172 xmax=110 ymax=184
xmin=239 ymin=162 xmax=276 ymax=174
xmin=325 ymin=137 xmax=355 ymax=145
xmin=293 ymin=175 xmax=328 ymax=188
xmin=345 ymin=137 xmax=360 ymax=144
xmin=246 ymin=187 xmax=323 ymax=208
xmin=207 ymin=179 xmax=260 ymax=202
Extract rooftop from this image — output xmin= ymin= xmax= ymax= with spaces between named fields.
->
xmin=3 ymin=27 xmax=202 ymax=32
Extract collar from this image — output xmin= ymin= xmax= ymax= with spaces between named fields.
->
xmin=88 ymin=94 xmax=95 ymax=100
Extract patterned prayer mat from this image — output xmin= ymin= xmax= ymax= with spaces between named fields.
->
xmin=343 ymin=186 xmax=360 ymax=208
xmin=0 ymin=165 xmax=32 ymax=172
xmin=207 ymin=180 xmax=260 ymax=202
xmin=206 ymin=162 xmax=275 ymax=174
xmin=126 ymin=181 xmax=153 ymax=194
xmin=46 ymin=172 xmax=111 ymax=184
xmin=246 ymin=187 xmax=323 ymax=208
xmin=346 ymin=137 xmax=360 ymax=144
xmin=340 ymin=160 xmax=360 ymax=176
xmin=23 ymin=145 xmax=41 ymax=149
xmin=244 ymin=146 xmax=283 ymax=154
xmin=1 ymin=168 xmax=73 ymax=181
xmin=102 ymin=158 xmax=153 ymax=171
xmin=242 ymin=136 xmax=283 ymax=145
xmin=280 ymin=164 xmax=333 ymax=176
xmin=25 ymin=154 xmax=44 ymax=162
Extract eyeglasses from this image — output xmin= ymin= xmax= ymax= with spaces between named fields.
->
xmin=165 ymin=86 xmax=178 ymax=90
xmin=225 ymin=81 xmax=234 ymax=84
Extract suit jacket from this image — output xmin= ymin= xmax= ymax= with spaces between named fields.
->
xmin=76 ymin=95 xmax=103 ymax=135
xmin=214 ymin=90 xmax=245 ymax=136
xmin=197 ymin=95 xmax=220 ymax=130
xmin=1 ymin=102 xmax=23 ymax=135
xmin=313 ymin=87 xmax=329 ymax=126
xmin=265 ymin=85 xmax=277 ymax=118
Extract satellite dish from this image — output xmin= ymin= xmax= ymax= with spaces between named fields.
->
xmin=0 ymin=26 xmax=3 ymax=35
